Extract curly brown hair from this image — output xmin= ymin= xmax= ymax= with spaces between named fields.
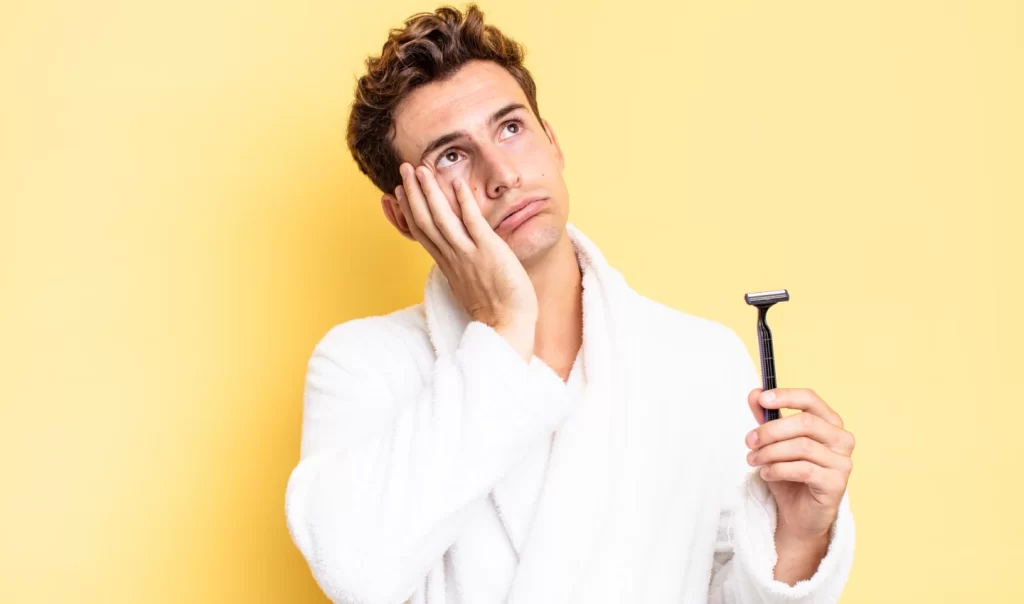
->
xmin=346 ymin=4 xmax=546 ymax=195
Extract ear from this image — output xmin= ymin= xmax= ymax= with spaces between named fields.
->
xmin=381 ymin=192 xmax=416 ymax=241
xmin=542 ymin=118 xmax=565 ymax=173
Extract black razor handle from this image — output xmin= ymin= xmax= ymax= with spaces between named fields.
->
xmin=755 ymin=310 xmax=780 ymax=422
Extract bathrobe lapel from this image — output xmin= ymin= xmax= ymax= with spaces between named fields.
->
xmin=506 ymin=223 xmax=635 ymax=603
xmin=424 ymin=223 xmax=635 ymax=602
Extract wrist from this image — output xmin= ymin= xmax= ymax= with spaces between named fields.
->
xmin=494 ymin=319 xmax=536 ymax=363
xmin=776 ymin=517 xmax=832 ymax=540
xmin=773 ymin=526 xmax=831 ymax=585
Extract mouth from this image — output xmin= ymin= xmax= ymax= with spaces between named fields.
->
xmin=496 ymin=197 xmax=547 ymax=235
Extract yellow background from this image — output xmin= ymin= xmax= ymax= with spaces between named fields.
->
xmin=3 ymin=1 xmax=1021 ymax=602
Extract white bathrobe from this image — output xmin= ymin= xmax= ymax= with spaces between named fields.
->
xmin=285 ymin=223 xmax=855 ymax=604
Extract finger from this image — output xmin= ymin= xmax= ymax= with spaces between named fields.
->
xmin=401 ymin=164 xmax=448 ymax=253
xmin=758 ymin=388 xmax=843 ymax=428
xmin=747 ymin=411 xmax=854 ymax=456
xmin=760 ymin=461 xmax=848 ymax=495
xmin=414 ymin=166 xmax=474 ymax=252
xmin=747 ymin=388 xmax=766 ymax=425
xmin=747 ymin=436 xmax=853 ymax=473
xmin=453 ymin=178 xmax=493 ymax=244
xmin=395 ymin=183 xmax=442 ymax=261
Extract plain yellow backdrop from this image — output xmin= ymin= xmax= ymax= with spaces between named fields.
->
xmin=2 ymin=1 xmax=1021 ymax=602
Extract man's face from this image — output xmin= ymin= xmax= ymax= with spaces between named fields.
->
xmin=383 ymin=59 xmax=568 ymax=266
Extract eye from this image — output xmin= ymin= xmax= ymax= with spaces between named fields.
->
xmin=437 ymin=149 xmax=463 ymax=169
xmin=500 ymin=119 xmax=524 ymax=139
xmin=435 ymin=119 xmax=525 ymax=169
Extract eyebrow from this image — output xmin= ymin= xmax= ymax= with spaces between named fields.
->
xmin=418 ymin=102 xmax=528 ymax=164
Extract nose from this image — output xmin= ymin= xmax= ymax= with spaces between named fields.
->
xmin=477 ymin=144 xmax=521 ymax=200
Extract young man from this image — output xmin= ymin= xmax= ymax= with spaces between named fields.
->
xmin=286 ymin=5 xmax=856 ymax=603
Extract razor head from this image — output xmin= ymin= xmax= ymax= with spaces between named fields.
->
xmin=744 ymin=289 xmax=790 ymax=307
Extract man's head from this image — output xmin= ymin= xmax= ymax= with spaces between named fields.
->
xmin=347 ymin=4 xmax=569 ymax=266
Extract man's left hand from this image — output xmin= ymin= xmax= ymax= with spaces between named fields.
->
xmin=745 ymin=387 xmax=855 ymax=579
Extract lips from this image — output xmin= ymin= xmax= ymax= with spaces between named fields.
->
xmin=496 ymin=197 xmax=547 ymax=235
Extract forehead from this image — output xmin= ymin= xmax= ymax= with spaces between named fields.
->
xmin=392 ymin=60 xmax=530 ymax=163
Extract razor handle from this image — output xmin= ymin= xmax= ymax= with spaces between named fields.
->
xmin=755 ymin=311 xmax=780 ymax=422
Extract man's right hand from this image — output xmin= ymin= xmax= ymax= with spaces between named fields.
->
xmin=395 ymin=163 xmax=538 ymax=363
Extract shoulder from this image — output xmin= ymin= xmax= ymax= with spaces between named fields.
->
xmin=627 ymin=292 xmax=761 ymax=442
xmin=308 ymin=302 xmax=434 ymax=382
xmin=628 ymin=292 xmax=748 ymax=364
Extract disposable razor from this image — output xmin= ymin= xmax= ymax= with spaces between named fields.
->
xmin=744 ymin=290 xmax=789 ymax=422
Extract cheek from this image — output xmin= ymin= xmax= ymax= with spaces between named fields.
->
xmin=520 ymin=142 xmax=559 ymax=176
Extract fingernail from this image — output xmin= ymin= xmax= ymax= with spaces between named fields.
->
xmin=762 ymin=390 xmax=775 ymax=404
xmin=746 ymin=430 xmax=758 ymax=447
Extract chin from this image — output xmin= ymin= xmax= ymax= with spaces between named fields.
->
xmin=506 ymin=216 xmax=563 ymax=265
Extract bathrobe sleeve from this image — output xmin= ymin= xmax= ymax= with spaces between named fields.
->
xmin=707 ymin=326 xmax=856 ymax=603
xmin=285 ymin=318 xmax=574 ymax=604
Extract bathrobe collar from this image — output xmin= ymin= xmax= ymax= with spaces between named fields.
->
xmin=423 ymin=222 xmax=637 ymax=601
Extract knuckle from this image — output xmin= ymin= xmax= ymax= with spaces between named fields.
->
xmin=841 ymin=456 xmax=854 ymax=474
xmin=798 ymin=436 xmax=815 ymax=456
xmin=833 ymin=470 xmax=850 ymax=492
xmin=795 ymin=463 xmax=813 ymax=481
xmin=799 ymin=412 xmax=815 ymax=430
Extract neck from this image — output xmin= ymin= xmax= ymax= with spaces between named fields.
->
xmin=525 ymin=229 xmax=583 ymax=365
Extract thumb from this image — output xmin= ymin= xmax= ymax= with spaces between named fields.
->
xmin=747 ymin=387 xmax=766 ymax=426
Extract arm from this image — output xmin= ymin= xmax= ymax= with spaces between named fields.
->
xmin=707 ymin=326 xmax=856 ymax=603
xmin=285 ymin=318 xmax=572 ymax=604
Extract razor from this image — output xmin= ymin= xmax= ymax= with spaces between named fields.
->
xmin=744 ymin=289 xmax=789 ymax=422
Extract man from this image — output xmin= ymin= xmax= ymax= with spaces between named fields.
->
xmin=285 ymin=5 xmax=856 ymax=603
